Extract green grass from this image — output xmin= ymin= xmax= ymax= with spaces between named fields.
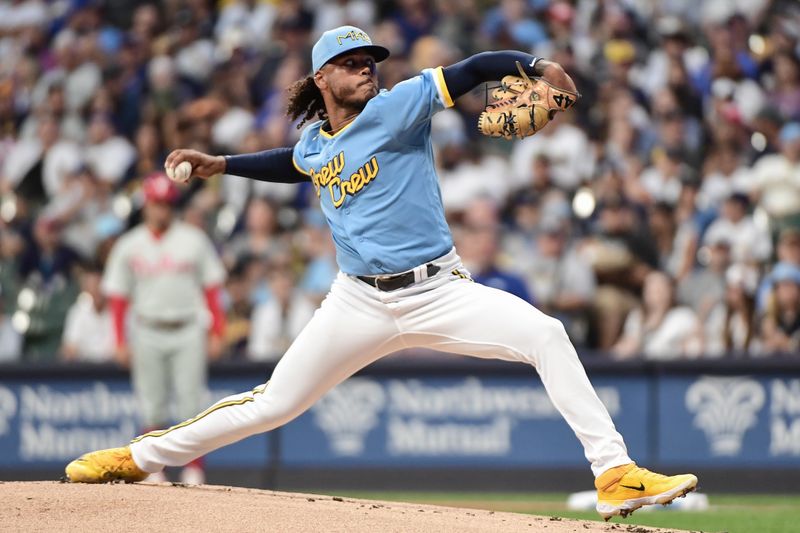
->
xmin=329 ymin=491 xmax=800 ymax=533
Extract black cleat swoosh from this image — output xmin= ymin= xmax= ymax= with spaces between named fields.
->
xmin=620 ymin=482 xmax=645 ymax=491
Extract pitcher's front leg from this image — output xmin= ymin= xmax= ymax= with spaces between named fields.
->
xmin=403 ymin=280 xmax=630 ymax=476
xmin=402 ymin=279 xmax=696 ymax=520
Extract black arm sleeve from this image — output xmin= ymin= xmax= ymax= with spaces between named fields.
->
xmin=442 ymin=51 xmax=542 ymax=100
xmin=224 ymin=147 xmax=309 ymax=183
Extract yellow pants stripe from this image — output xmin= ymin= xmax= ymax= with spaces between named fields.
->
xmin=131 ymin=382 xmax=269 ymax=443
xmin=452 ymin=269 xmax=469 ymax=280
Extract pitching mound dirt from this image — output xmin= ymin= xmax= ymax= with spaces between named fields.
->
xmin=2 ymin=481 xmax=684 ymax=533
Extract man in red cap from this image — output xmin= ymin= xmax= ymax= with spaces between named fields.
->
xmin=101 ymin=172 xmax=227 ymax=485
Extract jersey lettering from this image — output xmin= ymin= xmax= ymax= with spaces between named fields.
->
xmin=309 ymin=151 xmax=346 ymax=196
xmin=309 ymin=152 xmax=380 ymax=209
xmin=130 ymin=255 xmax=196 ymax=276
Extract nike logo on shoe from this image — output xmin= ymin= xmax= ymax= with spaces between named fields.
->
xmin=620 ymin=482 xmax=645 ymax=491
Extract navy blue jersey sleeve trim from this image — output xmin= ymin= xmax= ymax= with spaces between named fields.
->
xmin=442 ymin=51 xmax=541 ymax=100
xmin=224 ymin=147 xmax=309 ymax=183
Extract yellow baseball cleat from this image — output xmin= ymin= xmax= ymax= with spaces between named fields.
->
xmin=64 ymin=446 xmax=149 ymax=484
xmin=595 ymin=463 xmax=698 ymax=521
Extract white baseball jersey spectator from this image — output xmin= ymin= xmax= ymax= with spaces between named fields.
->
xmin=61 ymin=293 xmax=114 ymax=363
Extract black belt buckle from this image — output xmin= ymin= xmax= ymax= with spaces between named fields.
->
xmin=360 ymin=264 xmax=441 ymax=291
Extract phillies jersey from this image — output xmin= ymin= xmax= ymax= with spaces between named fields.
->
xmin=292 ymin=67 xmax=455 ymax=276
xmin=102 ymin=221 xmax=226 ymax=321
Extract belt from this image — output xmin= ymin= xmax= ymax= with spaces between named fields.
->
xmin=357 ymin=264 xmax=441 ymax=292
xmin=137 ymin=316 xmax=193 ymax=330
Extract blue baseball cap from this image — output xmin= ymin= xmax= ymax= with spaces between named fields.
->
xmin=771 ymin=261 xmax=800 ymax=285
xmin=312 ymin=26 xmax=390 ymax=73
xmin=779 ymin=122 xmax=800 ymax=145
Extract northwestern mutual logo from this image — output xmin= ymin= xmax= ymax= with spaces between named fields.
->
xmin=686 ymin=377 xmax=765 ymax=456
xmin=311 ymin=378 xmax=385 ymax=456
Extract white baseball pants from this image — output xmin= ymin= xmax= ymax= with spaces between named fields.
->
xmin=130 ymin=249 xmax=631 ymax=477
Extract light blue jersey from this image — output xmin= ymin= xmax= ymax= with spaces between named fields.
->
xmin=292 ymin=67 xmax=455 ymax=276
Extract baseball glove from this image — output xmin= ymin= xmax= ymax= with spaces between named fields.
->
xmin=478 ymin=61 xmax=580 ymax=140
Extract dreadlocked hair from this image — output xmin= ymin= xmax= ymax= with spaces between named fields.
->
xmin=287 ymin=76 xmax=327 ymax=128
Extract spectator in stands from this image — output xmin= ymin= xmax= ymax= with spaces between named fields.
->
xmin=19 ymin=82 xmax=86 ymax=143
xmin=437 ymin=139 xmax=510 ymax=213
xmin=768 ymin=51 xmax=800 ymax=122
xmin=30 ymin=29 xmax=101 ymax=116
xmin=247 ymin=259 xmax=315 ymax=361
xmin=678 ymin=232 xmax=731 ymax=320
xmin=83 ymin=113 xmax=136 ymax=186
xmin=457 ymin=198 xmax=534 ymax=303
xmin=132 ymin=123 xmax=166 ymax=179
xmin=0 ymin=293 xmax=22 ymax=363
xmin=389 ymin=0 xmax=439 ymax=54
xmin=2 ymin=113 xmax=82 ymax=206
xmin=510 ymin=113 xmax=594 ymax=192
xmin=215 ymin=0 xmax=278 ymax=53
xmin=298 ymin=210 xmax=337 ymax=306
xmin=222 ymin=258 xmax=254 ymax=359
xmin=61 ymin=264 xmax=113 ymax=363
xmin=638 ymin=148 xmax=686 ymax=207
xmin=760 ymin=262 xmax=800 ymax=355
xmin=703 ymin=192 xmax=771 ymax=264
xmin=18 ymin=215 xmax=79 ymax=285
xmin=751 ymin=122 xmax=800 ymax=239
xmin=692 ymin=19 xmax=759 ymax=99
xmin=0 ymin=229 xmax=23 ymax=311
xmin=16 ymin=216 xmax=80 ymax=360
xmin=612 ymin=270 xmax=700 ymax=360
xmin=756 ymin=229 xmax=800 ymax=312
xmin=648 ymin=201 xmax=679 ymax=272
xmin=522 ymin=216 xmax=596 ymax=345
xmin=698 ymin=141 xmax=751 ymax=210
xmin=585 ymin=194 xmax=659 ymax=349
xmin=223 ymin=196 xmax=283 ymax=268
xmin=704 ymin=263 xmax=760 ymax=357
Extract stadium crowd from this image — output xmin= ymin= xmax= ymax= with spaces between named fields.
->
xmin=0 ymin=0 xmax=799 ymax=364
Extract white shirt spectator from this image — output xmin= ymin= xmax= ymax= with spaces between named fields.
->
xmin=215 ymin=0 xmax=277 ymax=52
xmin=517 ymin=246 xmax=596 ymax=305
xmin=0 ymin=0 xmax=48 ymax=31
xmin=621 ymin=306 xmax=699 ymax=360
xmin=2 ymin=138 xmax=82 ymax=197
xmin=699 ymin=167 xmax=752 ymax=210
xmin=212 ymin=108 xmax=255 ymax=153
xmin=31 ymin=32 xmax=102 ymax=113
xmin=704 ymin=216 xmax=771 ymax=263
xmin=310 ymin=0 xmax=375 ymax=39
xmin=640 ymin=165 xmax=683 ymax=205
xmin=247 ymin=294 xmax=315 ymax=361
xmin=510 ymin=122 xmax=594 ymax=191
xmin=632 ymin=46 xmax=709 ymax=98
xmin=0 ymin=315 xmax=22 ymax=362
xmin=439 ymin=155 xmax=510 ymax=212
xmin=61 ymin=293 xmax=114 ymax=363
xmin=84 ymin=136 xmax=136 ymax=185
xmin=1 ymin=137 xmax=41 ymax=188
xmin=175 ymin=39 xmax=216 ymax=83
xmin=751 ymin=153 xmax=800 ymax=219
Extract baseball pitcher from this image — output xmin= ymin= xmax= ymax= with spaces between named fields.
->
xmin=101 ymin=172 xmax=226 ymax=484
xmin=67 ymin=27 xmax=696 ymax=520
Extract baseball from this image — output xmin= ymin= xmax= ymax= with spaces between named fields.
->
xmin=167 ymin=160 xmax=193 ymax=183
